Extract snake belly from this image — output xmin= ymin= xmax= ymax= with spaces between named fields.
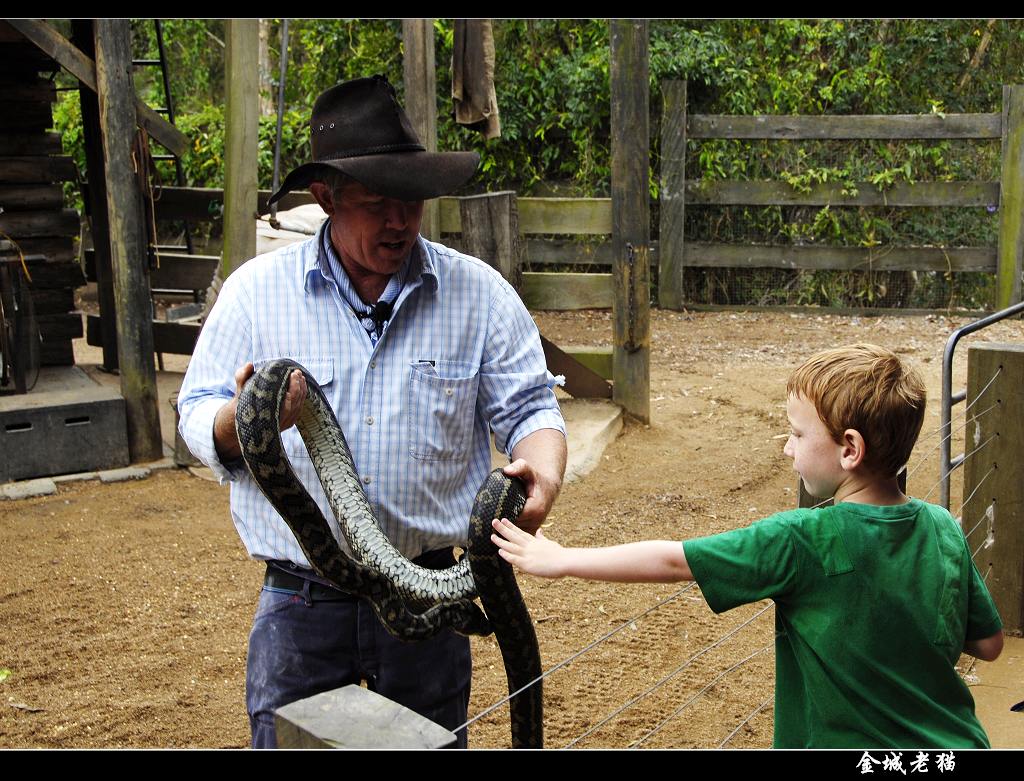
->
xmin=235 ymin=358 xmax=543 ymax=748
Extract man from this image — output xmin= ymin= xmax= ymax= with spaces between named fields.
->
xmin=177 ymin=75 xmax=567 ymax=748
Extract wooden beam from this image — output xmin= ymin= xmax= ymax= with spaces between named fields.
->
xmin=0 ymin=78 xmax=56 ymax=101
xmin=540 ymin=336 xmax=612 ymax=399
xmin=683 ymin=243 xmax=996 ymax=272
xmin=87 ymin=315 xmax=200 ymax=356
xmin=154 ymin=187 xmax=317 ymax=221
xmin=458 ymin=192 xmax=521 ymax=290
xmin=94 ymin=19 xmax=162 ymax=462
xmin=73 ymin=19 xmax=117 ymax=370
xmin=610 ymin=20 xmax=650 ymax=423
xmin=0 ymin=132 xmax=62 ymax=156
xmin=0 ymin=156 xmax=76 ymax=183
xmin=659 ymin=79 xmax=686 ymax=310
xmin=7 ymin=19 xmax=188 ymax=157
xmin=402 ymin=19 xmax=439 ymax=242
xmin=0 ymin=208 xmax=79 ymax=237
xmin=86 ymin=249 xmax=218 ymax=290
xmin=0 ymin=184 xmax=64 ymax=211
xmin=964 ymin=343 xmax=1024 ymax=632
xmin=997 ymin=85 xmax=1024 ymax=307
xmin=688 ymin=113 xmax=1003 ymax=140
xmin=686 ymin=180 xmax=1001 ymax=208
xmin=20 ymin=256 xmax=83 ymax=287
xmin=221 ymin=20 xmax=259 ymax=276
xmin=520 ymin=272 xmax=612 ymax=310
xmin=439 ymin=197 xmax=613 ymax=235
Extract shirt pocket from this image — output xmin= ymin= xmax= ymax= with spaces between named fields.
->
xmin=408 ymin=360 xmax=480 ymax=462
xmin=256 ymin=357 xmax=333 ymax=463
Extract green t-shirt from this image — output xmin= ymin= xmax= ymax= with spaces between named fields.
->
xmin=683 ymin=499 xmax=1002 ymax=749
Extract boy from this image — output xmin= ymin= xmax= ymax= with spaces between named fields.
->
xmin=492 ymin=344 xmax=1004 ymax=748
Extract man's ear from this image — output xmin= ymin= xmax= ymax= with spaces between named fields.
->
xmin=840 ymin=429 xmax=867 ymax=471
xmin=309 ymin=182 xmax=334 ymax=216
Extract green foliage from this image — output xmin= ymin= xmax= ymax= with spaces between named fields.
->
xmin=48 ymin=19 xmax=1024 ymax=309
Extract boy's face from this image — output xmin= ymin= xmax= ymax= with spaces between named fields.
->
xmin=784 ymin=393 xmax=846 ymax=499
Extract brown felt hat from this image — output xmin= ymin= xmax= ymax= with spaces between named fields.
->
xmin=268 ymin=75 xmax=479 ymax=204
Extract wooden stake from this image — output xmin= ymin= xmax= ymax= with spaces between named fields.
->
xmin=997 ymin=85 xmax=1024 ymax=308
xmin=222 ymin=20 xmax=259 ymax=277
xmin=93 ymin=19 xmax=162 ymax=462
xmin=659 ymin=80 xmax=687 ymax=310
xmin=402 ymin=19 xmax=439 ymax=241
xmin=963 ymin=342 xmax=1024 ymax=632
xmin=610 ymin=20 xmax=650 ymax=424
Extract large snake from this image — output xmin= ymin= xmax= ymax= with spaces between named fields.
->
xmin=235 ymin=358 xmax=542 ymax=748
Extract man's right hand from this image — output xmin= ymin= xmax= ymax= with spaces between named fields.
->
xmin=213 ymin=363 xmax=308 ymax=462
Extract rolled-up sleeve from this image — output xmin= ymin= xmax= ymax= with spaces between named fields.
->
xmin=177 ymin=273 xmax=253 ymax=483
xmin=477 ymin=279 xmax=566 ymax=455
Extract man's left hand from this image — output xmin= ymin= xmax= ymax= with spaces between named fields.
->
xmin=504 ymin=428 xmax=567 ymax=534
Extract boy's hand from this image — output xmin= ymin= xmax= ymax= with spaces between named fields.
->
xmin=491 ymin=518 xmax=566 ymax=579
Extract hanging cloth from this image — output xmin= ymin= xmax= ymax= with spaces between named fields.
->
xmin=452 ymin=20 xmax=501 ymax=140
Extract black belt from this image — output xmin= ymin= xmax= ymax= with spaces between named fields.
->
xmin=264 ymin=548 xmax=458 ymax=602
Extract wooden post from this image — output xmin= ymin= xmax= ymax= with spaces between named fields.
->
xmin=72 ymin=20 xmax=117 ymax=371
xmin=402 ymin=19 xmax=439 ymax=242
xmin=222 ymin=20 xmax=259 ymax=277
xmin=997 ymin=85 xmax=1024 ymax=309
xmin=610 ymin=20 xmax=650 ymax=424
xmin=458 ymin=191 xmax=521 ymax=290
xmin=93 ymin=19 xmax=162 ymax=462
xmin=659 ymin=80 xmax=686 ymax=310
xmin=963 ymin=343 xmax=1024 ymax=633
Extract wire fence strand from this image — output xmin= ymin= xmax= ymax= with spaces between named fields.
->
xmin=915 ymin=364 xmax=1001 ymax=449
xmin=920 ymin=433 xmax=998 ymax=503
xmin=455 ymin=582 xmax=699 ymax=735
xmin=963 ymin=504 xmax=994 ymax=541
xmin=905 ymin=401 xmax=998 ymax=485
xmin=956 ymin=465 xmax=996 ymax=520
xmin=633 ymin=641 xmax=775 ymax=748
xmin=564 ymin=601 xmax=774 ymax=748
xmin=719 ymin=696 xmax=774 ymax=748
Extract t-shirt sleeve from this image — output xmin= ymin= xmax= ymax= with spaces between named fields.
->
xmin=683 ymin=514 xmax=798 ymax=614
xmin=965 ymin=557 xmax=1003 ymax=641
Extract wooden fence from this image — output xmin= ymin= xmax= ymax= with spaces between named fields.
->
xmin=659 ymin=80 xmax=1024 ymax=311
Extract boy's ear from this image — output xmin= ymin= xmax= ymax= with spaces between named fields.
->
xmin=840 ymin=428 xmax=867 ymax=471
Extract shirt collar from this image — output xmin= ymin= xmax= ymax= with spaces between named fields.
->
xmin=303 ymin=220 xmax=437 ymax=297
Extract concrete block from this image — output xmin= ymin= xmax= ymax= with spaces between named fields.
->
xmin=275 ymin=685 xmax=457 ymax=749
xmin=2 ymin=478 xmax=57 ymax=500
xmin=99 ymin=466 xmax=150 ymax=484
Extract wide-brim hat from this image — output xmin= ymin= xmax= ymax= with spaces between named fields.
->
xmin=268 ymin=75 xmax=479 ymax=204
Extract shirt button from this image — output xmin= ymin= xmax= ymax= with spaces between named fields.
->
xmin=369 ymin=360 xmax=377 ymax=369
xmin=365 ymin=416 xmax=374 ymax=426
xmin=363 ymin=476 xmax=372 ymax=485
xmin=445 ymin=387 xmax=454 ymax=396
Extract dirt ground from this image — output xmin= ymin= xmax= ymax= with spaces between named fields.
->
xmin=2 ymin=308 xmax=1021 ymax=749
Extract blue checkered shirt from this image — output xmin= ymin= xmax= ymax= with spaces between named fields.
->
xmin=177 ymin=226 xmax=565 ymax=564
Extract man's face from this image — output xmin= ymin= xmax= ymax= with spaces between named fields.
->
xmin=319 ymin=179 xmax=424 ymax=280
xmin=783 ymin=392 xmax=846 ymax=500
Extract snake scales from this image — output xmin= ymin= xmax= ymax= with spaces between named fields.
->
xmin=235 ymin=358 xmax=542 ymax=748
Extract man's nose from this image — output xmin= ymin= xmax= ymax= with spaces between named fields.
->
xmin=383 ymin=200 xmax=408 ymax=228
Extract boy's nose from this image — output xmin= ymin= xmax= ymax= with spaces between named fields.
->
xmin=783 ymin=437 xmax=794 ymax=458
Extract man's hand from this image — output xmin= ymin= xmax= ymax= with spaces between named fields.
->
xmin=213 ymin=363 xmax=307 ymax=461
xmin=503 ymin=457 xmax=560 ymax=534
xmin=505 ymin=428 xmax=567 ymax=534
xmin=491 ymin=518 xmax=567 ymax=579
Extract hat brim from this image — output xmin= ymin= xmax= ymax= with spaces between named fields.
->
xmin=268 ymin=150 xmax=480 ymax=206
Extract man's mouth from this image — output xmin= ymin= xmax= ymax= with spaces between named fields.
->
xmin=381 ymin=239 xmax=406 ymax=251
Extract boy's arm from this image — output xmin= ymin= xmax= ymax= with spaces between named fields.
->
xmin=491 ymin=518 xmax=693 ymax=583
xmin=963 ymin=630 xmax=1003 ymax=662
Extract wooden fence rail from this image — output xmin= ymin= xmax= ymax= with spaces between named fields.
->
xmin=660 ymin=79 xmax=1024 ymax=311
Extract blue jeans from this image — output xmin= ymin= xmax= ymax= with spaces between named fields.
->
xmin=246 ymin=578 xmax=472 ymax=749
